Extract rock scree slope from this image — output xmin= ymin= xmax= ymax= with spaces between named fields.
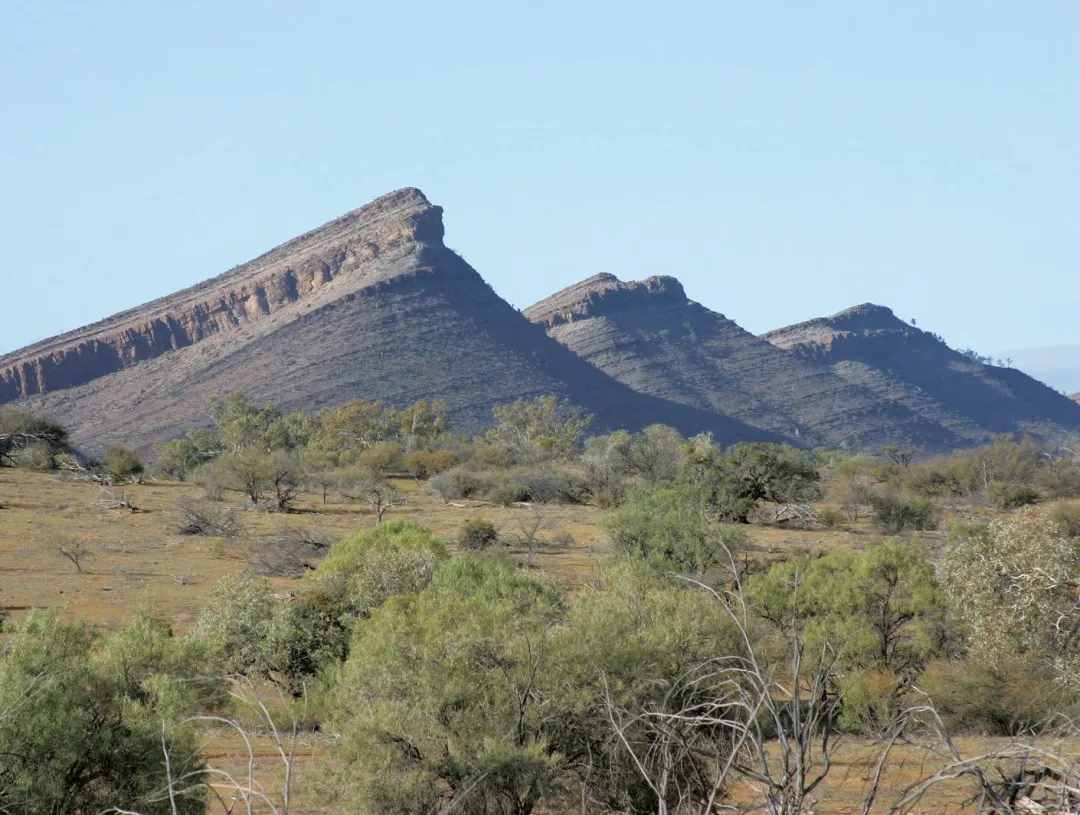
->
xmin=526 ymin=274 xmax=960 ymax=451
xmin=764 ymin=304 xmax=1080 ymax=445
xmin=0 ymin=189 xmax=772 ymax=454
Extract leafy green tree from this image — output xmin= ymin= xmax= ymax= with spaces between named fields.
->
xmin=0 ymin=612 xmax=205 ymax=814
xmin=747 ymin=541 xmax=948 ymax=730
xmin=0 ymin=408 xmax=69 ymax=468
xmin=196 ymin=448 xmax=301 ymax=508
xmin=309 ymin=399 xmax=399 ymax=464
xmin=193 ymin=572 xmax=279 ymax=678
xmin=583 ymin=424 xmax=685 ymax=506
xmin=603 ymin=485 xmax=746 ymax=575
xmin=398 ymin=399 xmax=448 ymax=450
xmin=486 ymin=395 xmax=592 ymax=464
xmin=156 ymin=428 xmax=222 ymax=480
xmin=547 ymin=562 xmax=744 ymax=813
xmin=681 ymin=437 xmax=821 ymax=523
xmin=327 ymin=556 xmax=563 ymax=815
xmin=209 ymin=392 xmax=283 ymax=454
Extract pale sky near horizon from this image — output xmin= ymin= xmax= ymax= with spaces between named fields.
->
xmin=2 ymin=1 xmax=1078 ymax=357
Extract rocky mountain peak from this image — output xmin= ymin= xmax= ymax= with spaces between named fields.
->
xmin=0 ymin=186 xmax=448 ymax=403
xmin=524 ymin=274 xmax=689 ymax=329
xmin=764 ymin=303 xmax=914 ymax=354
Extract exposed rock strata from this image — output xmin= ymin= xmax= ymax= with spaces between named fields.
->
xmin=764 ymin=304 xmax=1080 ymax=444
xmin=526 ymin=275 xmax=957 ymax=450
xmin=2 ymin=190 xmax=771 ymax=454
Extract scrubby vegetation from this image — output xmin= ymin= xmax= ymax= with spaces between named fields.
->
xmin=6 ymin=395 xmax=1080 ymax=813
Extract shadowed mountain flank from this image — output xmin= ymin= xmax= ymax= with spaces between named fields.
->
xmin=1 ymin=190 xmax=772 ymax=454
xmin=765 ymin=304 xmax=1080 ymax=445
xmin=526 ymin=274 xmax=956 ymax=450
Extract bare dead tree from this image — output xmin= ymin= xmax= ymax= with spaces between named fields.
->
xmin=514 ymin=504 xmax=553 ymax=568
xmin=96 ymin=484 xmax=139 ymax=512
xmin=55 ymin=538 xmax=93 ymax=573
xmin=343 ymin=468 xmax=403 ymax=523
xmin=857 ymin=702 xmax=1080 ymax=815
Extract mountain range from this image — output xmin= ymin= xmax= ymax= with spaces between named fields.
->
xmin=3 ymin=188 xmax=1078 ymax=456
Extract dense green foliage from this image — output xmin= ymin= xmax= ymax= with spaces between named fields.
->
xmin=0 ymin=613 xmax=209 ymax=814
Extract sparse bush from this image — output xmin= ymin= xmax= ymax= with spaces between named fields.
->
xmin=818 ymin=506 xmax=846 ymax=528
xmin=339 ymin=467 xmax=401 ymax=522
xmin=868 ymin=491 xmax=939 ymax=533
xmin=20 ymin=440 xmax=58 ymax=470
xmin=1052 ymin=502 xmax=1080 ymax=537
xmin=191 ymin=457 xmax=228 ymax=500
xmin=55 ymin=537 xmax=93 ymax=573
xmin=102 ymin=444 xmax=144 ymax=483
xmin=249 ymin=530 xmax=333 ymax=577
xmin=429 ymin=466 xmax=488 ymax=501
xmin=458 ymin=518 xmax=499 ymax=550
xmin=0 ymin=408 xmax=68 ymax=468
xmin=177 ymin=500 xmax=240 ymax=537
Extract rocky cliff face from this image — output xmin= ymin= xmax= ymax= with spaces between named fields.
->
xmin=526 ymin=275 xmax=956 ymax=450
xmin=2 ymin=190 xmax=771 ymax=454
xmin=765 ymin=305 xmax=1080 ymax=443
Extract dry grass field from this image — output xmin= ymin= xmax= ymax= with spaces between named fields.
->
xmin=0 ymin=467 xmax=1023 ymax=813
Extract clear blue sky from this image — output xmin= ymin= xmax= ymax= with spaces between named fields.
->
xmin=3 ymin=1 xmax=1078 ymax=355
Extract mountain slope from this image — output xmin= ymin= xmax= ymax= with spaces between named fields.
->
xmin=764 ymin=304 xmax=1080 ymax=445
xmin=525 ymin=274 xmax=958 ymax=450
xmin=0 ymin=190 xmax=770 ymax=453
xmin=995 ymin=345 xmax=1080 ymax=395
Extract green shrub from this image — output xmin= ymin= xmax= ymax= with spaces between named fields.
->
xmin=0 ymin=612 xmax=206 ymax=814
xmin=313 ymin=521 xmax=447 ymax=622
xmin=990 ymin=482 xmax=1041 ymax=510
xmin=102 ymin=445 xmax=144 ymax=483
xmin=1051 ymin=502 xmax=1080 ymax=537
xmin=429 ymin=466 xmax=488 ymax=501
xmin=458 ymin=518 xmax=499 ymax=550
xmin=604 ymin=485 xmax=747 ymax=574
xmin=818 ymin=506 xmax=846 ymax=528
xmin=868 ymin=491 xmax=939 ymax=533
xmin=919 ymin=658 xmax=1073 ymax=735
